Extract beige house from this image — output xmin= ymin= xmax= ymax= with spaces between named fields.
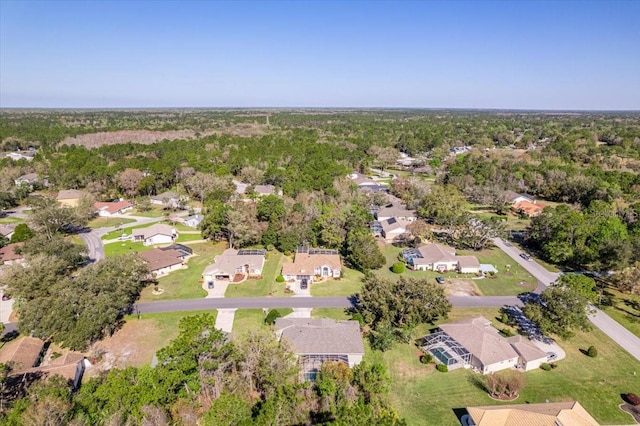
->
xmin=274 ymin=318 xmax=365 ymax=380
xmin=0 ymin=225 xmax=15 ymax=241
xmin=380 ymin=217 xmax=412 ymax=243
xmin=202 ymin=248 xmax=266 ymax=284
xmin=403 ymin=244 xmax=480 ymax=274
xmin=506 ymin=335 xmax=548 ymax=371
xmin=463 ymin=401 xmax=599 ymax=426
xmin=376 ymin=203 xmax=417 ymax=222
xmin=457 ymin=256 xmax=481 ymax=274
xmin=57 ymin=189 xmax=88 ymax=207
xmin=282 ymin=248 xmax=341 ymax=283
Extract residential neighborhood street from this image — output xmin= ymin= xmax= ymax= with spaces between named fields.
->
xmin=491 ymin=238 xmax=561 ymax=288
xmin=78 ymin=230 xmax=105 ymax=262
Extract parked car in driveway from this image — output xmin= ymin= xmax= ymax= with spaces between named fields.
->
xmin=300 ymin=279 xmax=308 ymax=290
xmin=519 ymin=253 xmax=532 ymax=261
xmin=207 ymin=281 xmax=214 ymax=289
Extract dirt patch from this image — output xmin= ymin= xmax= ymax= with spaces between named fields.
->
xmin=394 ymin=360 xmax=430 ymax=379
xmin=86 ymin=318 xmax=175 ymax=377
xmin=444 ymin=278 xmax=482 ymax=296
xmin=61 ymin=123 xmax=270 ymax=148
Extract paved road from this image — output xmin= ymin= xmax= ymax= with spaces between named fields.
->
xmin=493 ymin=237 xmax=640 ymax=363
xmin=79 ymin=230 xmax=105 ymax=262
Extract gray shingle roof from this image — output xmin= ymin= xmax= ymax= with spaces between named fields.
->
xmin=275 ymin=318 xmax=365 ymax=355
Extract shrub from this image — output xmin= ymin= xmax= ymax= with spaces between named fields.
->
xmin=266 ymin=244 xmax=275 ymax=251
xmin=500 ymin=312 xmax=509 ymax=324
xmin=436 ymin=364 xmax=448 ymax=373
xmin=627 ymin=393 xmax=640 ymax=406
xmin=540 ymin=363 xmax=552 ymax=371
xmin=484 ymin=371 xmax=525 ymax=399
xmin=391 ymin=262 xmax=406 ymax=274
xmin=420 ymin=353 xmax=433 ymax=364
xmin=275 ymin=275 xmax=285 ymax=283
xmin=351 ymin=312 xmax=365 ymax=326
xmin=264 ymin=309 xmax=282 ymax=325
xmin=587 ymin=345 xmax=598 ymax=358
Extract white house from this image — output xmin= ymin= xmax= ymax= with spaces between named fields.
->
xmin=457 ymin=256 xmax=481 ymax=274
xmin=183 ymin=214 xmax=204 ymax=228
xmin=504 ymin=190 xmax=533 ymax=205
xmin=150 ymin=192 xmax=185 ymax=209
xmin=94 ymin=200 xmax=134 ymax=217
xmin=132 ymin=224 xmax=177 ymax=246
xmin=202 ymin=248 xmax=266 ymax=284
xmin=282 ymin=248 xmax=341 ymax=283
xmin=403 ymin=243 xmax=458 ymax=272
xmin=506 ymin=335 xmax=549 ymax=372
xmin=274 ymin=318 xmax=365 ymax=380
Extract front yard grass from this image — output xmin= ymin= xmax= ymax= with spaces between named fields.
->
xmin=369 ymin=307 xmax=640 ymax=426
xmin=128 ymin=208 xmax=166 ymax=218
xmin=232 ymin=308 xmax=293 ymax=336
xmin=88 ymin=217 xmax=136 ymax=229
xmin=0 ymin=216 xmax=24 ymax=224
xmin=225 ymin=252 xmax=289 ymax=298
xmin=139 ymin=242 xmax=225 ymax=301
xmin=311 ymin=267 xmax=364 ymax=297
xmin=376 ymin=243 xmax=536 ymax=296
xmin=311 ymin=308 xmax=350 ymax=321
xmin=104 ymin=241 xmax=155 ymax=257
xmin=601 ymin=287 xmax=640 ymax=338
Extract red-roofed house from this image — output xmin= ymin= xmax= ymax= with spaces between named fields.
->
xmin=511 ymin=200 xmax=545 ymax=217
xmin=94 ymin=200 xmax=134 ymax=217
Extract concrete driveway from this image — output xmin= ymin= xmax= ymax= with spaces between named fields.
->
xmin=203 ymin=280 xmax=229 ymax=298
xmin=215 ymin=309 xmax=236 ymax=333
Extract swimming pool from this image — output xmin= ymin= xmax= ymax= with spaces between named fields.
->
xmin=430 ymin=347 xmax=457 ymax=366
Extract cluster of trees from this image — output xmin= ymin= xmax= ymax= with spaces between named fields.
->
xmin=355 ymin=276 xmax=452 ymax=351
xmin=522 ymin=274 xmax=597 ymax=340
xmin=526 ymin=201 xmax=640 ymax=271
xmin=1 ymin=314 xmax=405 ymax=425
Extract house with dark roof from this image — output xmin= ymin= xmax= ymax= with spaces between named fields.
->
xmin=282 ymin=247 xmax=341 ymax=283
xmin=504 ymin=190 xmax=533 ymax=205
xmin=463 ymin=401 xmax=599 ymax=426
xmin=139 ymin=248 xmax=186 ymax=276
xmin=274 ymin=318 xmax=365 ymax=380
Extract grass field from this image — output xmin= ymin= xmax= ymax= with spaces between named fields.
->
xmin=367 ymin=307 xmax=640 ymax=426
xmin=175 ymin=233 xmax=204 ymax=243
xmin=376 ymin=244 xmax=536 ymax=296
xmin=225 ymin=252 xmax=290 ymax=298
xmin=311 ymin=308 xmax=351 ymax=321
xmin=601 ymin=287 xmax=640 ymax=338
xmin=104 ymin=241 xmax=155 ymax=257
xmin=139 ymin=242 xmax=224 ymax=301
xmin=311 ymin=267 xmax=364 ymax=297
xmin=128 ymin=208 xmax=166 ymax=218
xmin=88 ymin=217 xmax=136 ymax=229
xmin=0 ymin=216 xmax=24 ymax=224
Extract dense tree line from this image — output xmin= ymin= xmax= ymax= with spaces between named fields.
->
xmin=0 ymin=314 xmax=405 ymax=425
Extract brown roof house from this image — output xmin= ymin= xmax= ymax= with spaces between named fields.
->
xmin=282 ymin=247 xmax=341 ymax=283
xmin=94 ymin=200 xmax=134 ymax=216
xmin=57 ymin=189 xmax=88 ymax=207
xmin=0 ymin=242 xmax=25 ymax=265
xmin=274 ymin=318 xmax=365 ymax=380
xmin=512 ymin=200 xmax=546 ymax=217
xmin=139 ymin=248 xmax=186 ymax=277
xmin=463 ymin=401 xmax=599 ymax=426
xmin=202 ymin=248 xmax=266 ymax=284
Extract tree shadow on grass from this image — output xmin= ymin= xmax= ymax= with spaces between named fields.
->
xmin=467 ymin=374 xmax=487 ymax=393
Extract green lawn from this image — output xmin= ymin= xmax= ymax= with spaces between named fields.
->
xmin=175 ymin=233 xmax=204 ymax=243
xmin=88 ymin=217 xmax=136 ymax=229
xmin=311 ymin=267 xmax=364 ymax=297
xmin=104 ymin=241 xmax=155 ymax=257
xmin=368 ymin=307 xmax=640 ymax=426
xmin=0 ymin=216 xmax=24 ymax=224
xmin=311 ymin=308 xmax=351 ymax=321
xmin=601 ymin=287 xmax=640 ymax=338
xmin=128 ymin=208 xmax=166 ymax=218
xmin=139 ymin=242 xmax=225 ymax=301
xmin=225 ymin=252 xmax=290 ymax=298
xmin=375 ymin=244 xmax=536 ymax=296
xmin=232 ymin=308 xmax=294 ymax=336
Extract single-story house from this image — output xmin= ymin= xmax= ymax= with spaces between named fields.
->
xmin=233 ymin=180 xmax=249 ymax=196
xmin=57 ymin=189 xmax=88 ymax=207
xmin=457 ymin=256 xmax=481 ymax=274
xmin=150 ymin=192 xmax=185 ymax=209
xmin=132 ymin=224 xmax=177 ymax=246
xmin=202 ymin=248 xmax=266 ymax=284
xmin=14 ymin=172 xmax=39 ymax=186
xmin=380 ymin=217 xmax=412 ymax=243
xmin=506 ymin=335 xmax=548 ymax=371
xmin=423 ymin=317 xmax=529 ymax=375
xmin=463 ymin=401 xmax=599 ymax=426
xmin=0 ymin=224 xmax=15 ymax=241
xmin=403 ymin=243 xmax=458 ymax=272
xmin=274 ymin=318 xmax=365 ymax=380
xmin=504 ymin=190 xmax=534 ymax=205
xmin=253 ymin=184 xmax=279 ymax=197
xmin=282 ymin=247 xmax=341 ymax=283
xmin=25 ymin=352 xmax=86 ymax=390
xmin=512 ymin=200 xmax=545 ymax=217
xmin=94 ymin=200 xmax=134 ymax=217
xmin=376 ymin=203 xmax=417 ymax=222
xmin=0 ymin=242 xmax=25 ymax=265
xmin=139 ymin=248 xmax=186 ymax=276
xmin=184 ymin=214 xmax=204 ymax=228
xmin=0 ymin=336 xmax=45 ymax=372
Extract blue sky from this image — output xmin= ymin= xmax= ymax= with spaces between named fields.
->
xmin=1 ymin=1 xmax=639 ymax=109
